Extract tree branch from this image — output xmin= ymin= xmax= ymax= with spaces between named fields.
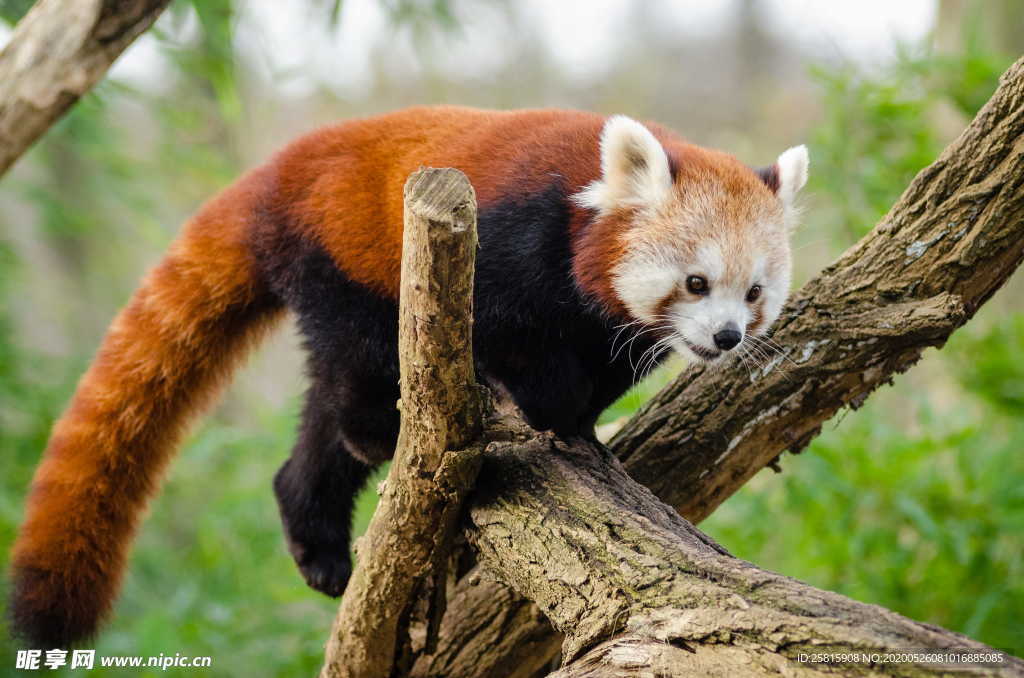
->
xmin=0 ymin=0 xmax=171 ymax=177
xmin=413 ymin=55 xmax=1024 ymax=676
xmin=320 ymin=168 xmax=485 ymax=678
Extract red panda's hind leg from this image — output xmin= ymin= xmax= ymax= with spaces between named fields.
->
xmin=272 ymin=361 xmax=401 ymax=596
xmin=272 ymin=384 xmax=376 ymax=597
xmin=255 ymin=209 xmax=404 ymax=596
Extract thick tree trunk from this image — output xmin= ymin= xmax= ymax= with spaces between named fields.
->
xmin=464 ymin=423 xmax=1020 ymax=677
xmin=412 ymin=55 xmax=1024 ymax=676
xmin=0 ymin=0 xmax=170 ymax=177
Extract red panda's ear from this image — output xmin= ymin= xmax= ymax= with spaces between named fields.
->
xmin=574 ymin=116 xmax=672 ymax=213
xmin=759 ymin=145 xmax=808 ymax=208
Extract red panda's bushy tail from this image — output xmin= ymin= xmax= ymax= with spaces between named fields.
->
xmin=8 ymin=173 xmax=283 ymax=648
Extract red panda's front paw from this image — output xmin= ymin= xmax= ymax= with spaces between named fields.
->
xmin=290 ymin=541 xmax=352 ymax=598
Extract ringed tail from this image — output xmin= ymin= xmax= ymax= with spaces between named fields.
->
xmin=8 ymin=168 xmax=282 ymax=647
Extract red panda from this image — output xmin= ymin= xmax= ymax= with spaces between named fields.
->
xmin=8 ymin=105 xmax=808 ymax=647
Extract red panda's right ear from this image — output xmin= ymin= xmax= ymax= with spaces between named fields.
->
xmin=573 ymin=116 xmax=672 ymax=214
xmin=758 ymin=145 xmax=809 ymax=209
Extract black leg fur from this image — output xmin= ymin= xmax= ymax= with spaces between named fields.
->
xmin=255 ymin=213 xmax=402 ymax=598
xmin=273 ymin=383 xmax=374 ymax=597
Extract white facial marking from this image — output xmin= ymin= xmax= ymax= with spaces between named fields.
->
xmin=669 ymin=241 xmax=748 ymax=354
xmin=755 ymin=255 xmax=791 ymax=339
xmin=573 ymin=116 xmax=673 ymax=214
xmin=611 ymin=249 xmax=679 ymax=320
xmin=751 ymin=255 xmax=767 ymax=282
xmin=693 ymin=242 xmax=725 ymax=281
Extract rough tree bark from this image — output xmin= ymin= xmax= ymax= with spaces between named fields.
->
xmin=320 ymin=169 xmax=486 ymax=678
xmin=0 ymin=0 xmax=170 ymax=177
xmin=464 ymin=423 xmax=1020 ymax=677
xmin=410 ymin=55 xmax=1024 ymax=677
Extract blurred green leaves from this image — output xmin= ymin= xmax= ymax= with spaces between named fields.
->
xmin=383 ymin=0 xmax=458 ymax=32
xmin=952 ymin=316 xmax=1024 ymax=416
xmin=0 ymin=0 xmax=32 ymax=24
xmin=159 ymin=0 xmax=241 ymax=124
xmin=809 ymin=40 xmax=1005 ymax=245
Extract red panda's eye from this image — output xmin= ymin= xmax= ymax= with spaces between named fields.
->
xmin=746 ymin=285 xmax=762 ymax=303
xmin=686 ymin=276 xmax=708 ymax=295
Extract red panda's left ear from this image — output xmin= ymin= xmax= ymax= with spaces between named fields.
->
xmin=759 ymin=145 xmax=808 ymax=208
xmin=574 ymin=115 xmax=672 ymax=213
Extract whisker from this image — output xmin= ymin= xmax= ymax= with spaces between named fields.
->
xmin=742 ymin=336 xmax=794 ymax=382
xmin=609 ymin=319 xmax=645 ymax=359
xmin=757 ymin=335 xmax=800 ymax=368
xmin=643 ymin=345 xmax=672 ymax=381
xmin=735 ymin=345 xmax=755 ymax=381
xmin=638 ymin=335 xmax=676 ymax=382
xmin=621 ymin=321 xmax=675 ymax=366
xmin=633 ymin=333 xmax=672 ymax=382
xmin=632 ymin=340 xmax=658 ymax=382
xmin=623 ymin=323 xmax=673 ymax=368
xmin=747 ymin=334 xmax=798 ymax=371
xmin=745 ymin=340 xmax=771 ymax=366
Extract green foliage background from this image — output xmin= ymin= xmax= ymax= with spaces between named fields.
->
xmin=0 ymin=1 xmax=1021 ymax=675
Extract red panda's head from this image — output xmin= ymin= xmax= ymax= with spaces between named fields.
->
xmin=574 ymin=115 xmax=808 ymax=365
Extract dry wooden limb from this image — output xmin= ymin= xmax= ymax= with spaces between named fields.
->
xmin=465 ymin=423 xmax=1022 ymax=677
xmin=320 ymin=168 xmax=486 ymax=678
xmin=413 ymin=55 xmax=1024 ymax=676
xmin=0 ymin=0 xmax=170 ymax=177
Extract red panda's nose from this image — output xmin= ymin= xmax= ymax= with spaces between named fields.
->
xmin=713 ymin=326 xmax=742 ymax=351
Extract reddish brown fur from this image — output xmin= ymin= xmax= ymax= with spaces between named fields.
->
xmin=571 ymin=208 xmax=633 ymax=316
xmin=572 ymin=124 xmax=781 ymax=311
xmin=270 ymin=106 xmax=609 ymax=298
xmin=10 ymin=167 xmax=283 ymax=646
xmin=747 ymin=302 xmax=765 ymax=335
